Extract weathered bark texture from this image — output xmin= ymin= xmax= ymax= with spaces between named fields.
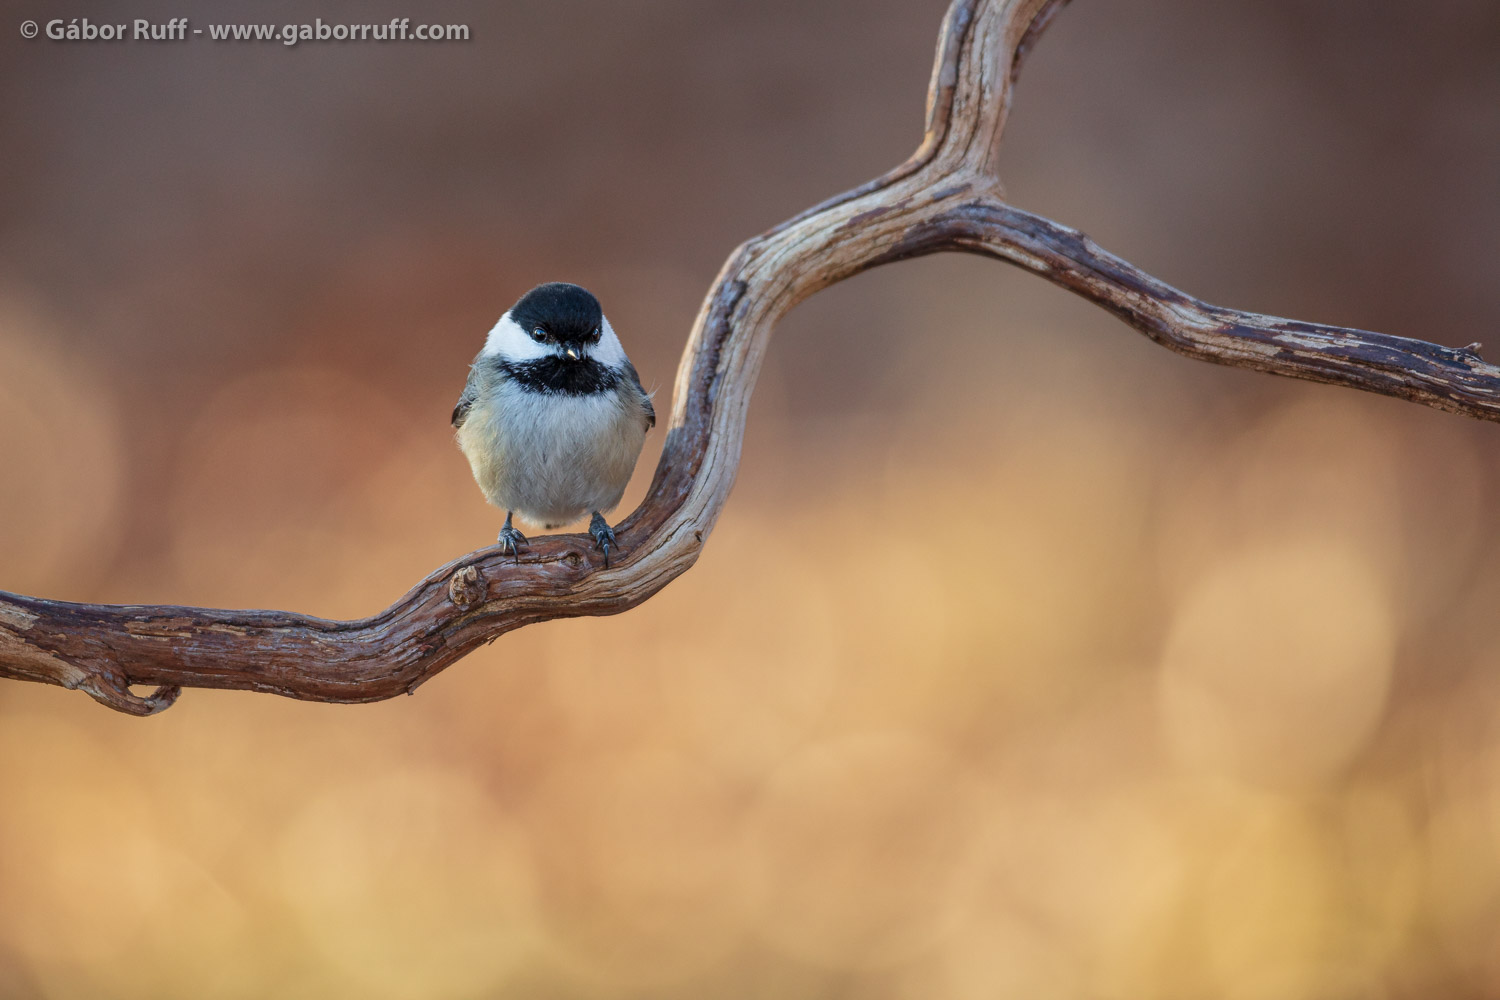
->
xmin=3 ymin=0 xmax=1496 ymax=715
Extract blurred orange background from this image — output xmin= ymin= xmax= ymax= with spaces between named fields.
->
xmin=2 ymin=1 xmax=1499 ymax=997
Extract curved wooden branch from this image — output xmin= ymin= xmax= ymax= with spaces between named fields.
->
xmin=3 ymin=0 xmax=1495 ymax=715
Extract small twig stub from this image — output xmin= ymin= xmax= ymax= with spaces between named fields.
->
xmin=448 ymin=565 xmax=487 ymax=610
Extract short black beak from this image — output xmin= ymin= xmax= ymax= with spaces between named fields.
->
xmin=563 ymin=345 xmax=582 ymax=361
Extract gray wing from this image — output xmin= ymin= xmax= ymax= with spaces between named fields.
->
xmin=624 ymin=360 xmax=655 ymax=430
xmin=451 ymin=364 xmax=481 ymax=429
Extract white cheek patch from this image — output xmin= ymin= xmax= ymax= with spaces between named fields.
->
xmin=593 ymin=315 xmax=629 ymax=367
xmin=482 ymin=312 xmax=551 ymax=361
xmin=483 ymin=309 xmax=631 ymax=367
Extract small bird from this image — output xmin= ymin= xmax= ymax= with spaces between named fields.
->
xmin=452 ymin=282 xmax=654 ymax=565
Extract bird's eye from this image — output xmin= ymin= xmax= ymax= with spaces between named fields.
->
xmin=531 ymin=327 xmax=547 ymax=342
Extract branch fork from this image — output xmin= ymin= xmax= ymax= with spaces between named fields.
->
xmin=3 ymin=0 xmax=1494 ymax=714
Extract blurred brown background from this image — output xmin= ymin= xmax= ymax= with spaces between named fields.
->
xmin=2 ymin=0 xmax=1499 ymax=996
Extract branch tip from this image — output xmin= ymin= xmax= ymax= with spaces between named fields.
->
xmin=82 ymin=676 xmax=183 ymax=717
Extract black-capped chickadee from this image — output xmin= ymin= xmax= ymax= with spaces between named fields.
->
xmin=452 ymin=282 xmax=655 ymax=565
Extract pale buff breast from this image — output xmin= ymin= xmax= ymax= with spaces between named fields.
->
xmin=458 ymin=379 xmax=647 ymax=529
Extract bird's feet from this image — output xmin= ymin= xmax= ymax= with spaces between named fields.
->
xmin=497 ymin=513 xmax=528 ymax=560
xmin=589 ymin=511 xmax=617 ymax=567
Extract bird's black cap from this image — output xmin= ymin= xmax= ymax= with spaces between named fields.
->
xmin=510 ymin=282 xmax=603 ymax=343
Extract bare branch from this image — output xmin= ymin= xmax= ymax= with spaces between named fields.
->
xmin=3 ymin=0 xmax=1493 ymax=715
xmin=892 ymin=199 xmax=1500 ymax=419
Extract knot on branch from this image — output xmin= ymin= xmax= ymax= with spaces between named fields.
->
xmin=447 ymin=564 xmax=487 ymax=610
